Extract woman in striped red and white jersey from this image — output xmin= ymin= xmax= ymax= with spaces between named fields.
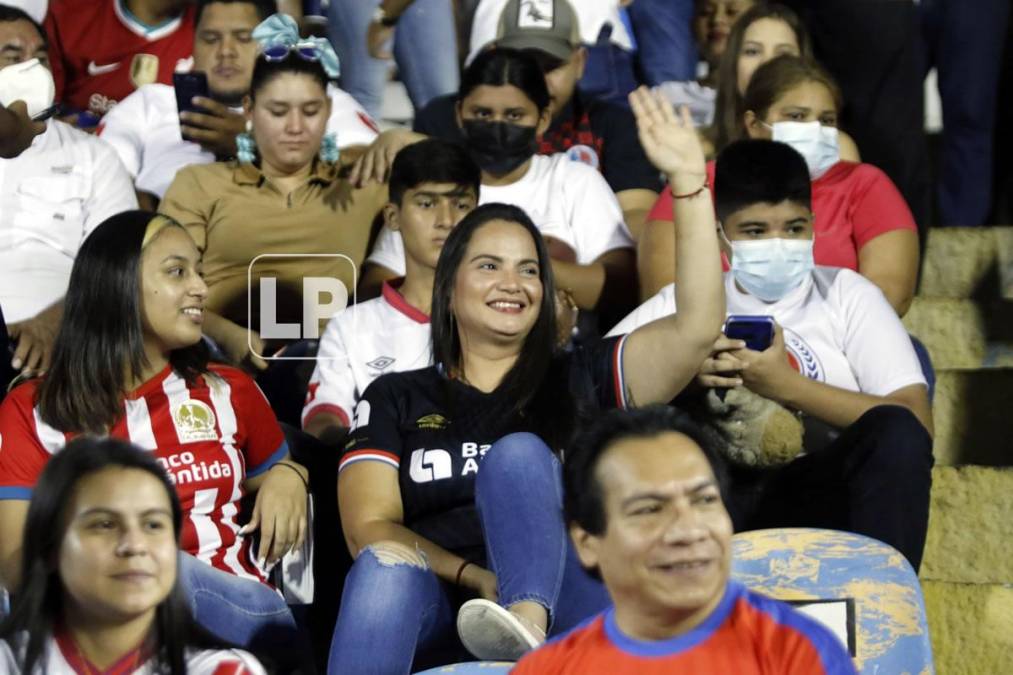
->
xmin=0 ymin=211 xmax=308 ymax=655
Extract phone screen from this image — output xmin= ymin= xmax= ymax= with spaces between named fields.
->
xmin=724 ymin=316 xmax=775 ymax=351
xmin=173 ymin=72 xmax=209 ymax=116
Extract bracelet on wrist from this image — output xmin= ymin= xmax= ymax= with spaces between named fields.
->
xmin=672 ymin=181 xmax=709 ymax=199
xmin=455 ymin=559 xmax=473 ymax=587
xmin=272 ymin=461 xmax=308 ymax=490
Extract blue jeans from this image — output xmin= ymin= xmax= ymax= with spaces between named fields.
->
xmin=177 ymin=553 xmax=307 ymax=668
xmin=328 ymin=433 xmax=610 ymax=674
xmin=579 ymin=24 xmax=639 ymax=106
xmin=627 ymin=0 xmax=696 ymax=85
xmin=327 ymin=0 xmax=459 ymax=119
xmin=909 ymin=335 xmax=935 ymax=402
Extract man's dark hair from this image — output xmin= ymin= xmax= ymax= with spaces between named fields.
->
xmin=0 ymin=5 xmax=47 ymax=46
xmin=388 ymin=138 xmax=481 ymax=206
xmin=713 ymin=139 xmax=812 ymax=224
xmin=564 ymin=405 xmax=729 ymax=536
xmin=194 ymin=0 xmax=276 ymax=27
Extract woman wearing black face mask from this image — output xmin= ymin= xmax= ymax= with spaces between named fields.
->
xmin=457 ymin=48 xmax=638 ymax=326
xmin=366 ymin=48 xmax=638 ymax=328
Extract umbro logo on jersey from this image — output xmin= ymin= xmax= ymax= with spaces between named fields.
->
xmin=87 ymin=60 xmax=120 ymax=75
xmin=416 ymin=414 xmax=449 ymax=430
xmin=172 ymin=399 xmax=218 ymax=443
xmin=367 ymin=356 xmax=396 ymax=371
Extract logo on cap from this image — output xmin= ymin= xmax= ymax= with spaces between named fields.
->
xmin=519 ymin=0 xmax=554 ymax=29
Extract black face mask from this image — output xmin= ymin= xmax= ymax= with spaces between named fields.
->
xmin=461 ymin=119 xmax=538 ymax=176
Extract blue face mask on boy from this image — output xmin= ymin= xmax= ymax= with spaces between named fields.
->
xmin=726 ymin=235 xmax=815 ymax=302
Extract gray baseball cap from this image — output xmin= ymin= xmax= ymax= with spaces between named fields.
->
xmin=495 ymin=0 xmax=582 ymax=62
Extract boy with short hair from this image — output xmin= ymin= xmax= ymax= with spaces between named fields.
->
xmin=302 ymin=139 xmax=480 ymax=444
xmin=608 ymin=138 xmax=933 ymax=571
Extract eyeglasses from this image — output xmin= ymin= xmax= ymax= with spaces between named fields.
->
xmin=262 ymin=42 xmax=324 ymax=64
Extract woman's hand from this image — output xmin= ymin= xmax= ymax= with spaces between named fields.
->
xmin=240 ymin=462 xmax=309 ymax=566
xmin=628 ymin=87 xmax=707 ymax=186
xmin=461 ymin=563 xmax=498 ymax=601
xmin=348 ymin=128 xmax=426 ymax=187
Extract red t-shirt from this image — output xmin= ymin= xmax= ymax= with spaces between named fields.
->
xmin=45 ymin=0 xmax=195 ymax=117
xmin=514 ymin=582 xmax=856 ymax=675
xmin=647 ymin=161 xmax=917 ymax=271
xmin=0 ymin=365 xmax=286 ymax=583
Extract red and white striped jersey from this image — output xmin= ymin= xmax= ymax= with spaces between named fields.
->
xmin=0 ymin=627 xmax=267 ymax=674
xmin=0 ymin=364 xmax=287 ymax=583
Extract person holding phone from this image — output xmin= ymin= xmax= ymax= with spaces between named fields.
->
xmin=608 ymin=137 xmax=934 ymax=572
xmin=0 ymin=5 xmax=137 ymax=381
xmin=98 ymin=0 xmax=379 ymax=208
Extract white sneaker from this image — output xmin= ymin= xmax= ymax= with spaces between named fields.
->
xmin=456 ymin=599 xmax=546 ymax=661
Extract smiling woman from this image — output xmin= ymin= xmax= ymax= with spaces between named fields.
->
xmin=0 ymin=437 xmax=266 ymax=674
xmin=330 ymin=82 xmax=726 ymax=670
xmin=0 ymin=211 xmax=311 ymax=665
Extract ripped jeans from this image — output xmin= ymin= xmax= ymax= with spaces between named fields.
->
xmin=327 ymin=433 xmax=610 ymax=674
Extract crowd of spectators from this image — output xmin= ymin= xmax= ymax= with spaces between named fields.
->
xmin=0 ymin=0 xmax=1006 ymax=672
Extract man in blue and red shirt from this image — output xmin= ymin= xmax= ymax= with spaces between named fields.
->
xmin=514 ymin=406 xmax=856 ymax=674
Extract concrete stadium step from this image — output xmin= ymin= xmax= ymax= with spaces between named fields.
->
xmin=919 ymin=226 xmax=1012 ymax=299
xmin=931 ymin=368 xmax=1013 ymax=466
xmin=903 ymin=297 xmax=1013 ymax=369
xmin=923 ymin=580 xmax=1013 ymax=674
xmin=921 ymin=466 xmax=1013 ymax=584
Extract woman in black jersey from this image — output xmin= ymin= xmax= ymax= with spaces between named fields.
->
xmin=329 ymin=89 xmax=726 ymax=673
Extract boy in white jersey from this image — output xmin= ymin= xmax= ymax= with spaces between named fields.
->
xmin=302 ymin=139 xmax=480 ymax=445
xmin=608 ymin=139 xmax=934 ymax=571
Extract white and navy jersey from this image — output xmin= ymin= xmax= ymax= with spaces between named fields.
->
xmin=366 ymin=153 xmax=634 ymax=276
xmin=339 ymin=336 xmax=630 ymax=560
xmin=98 ymin=82 xmax=380 ymax=198
xmin=303 ymin=279 xmax=432 ymax=430
xmin=0 ymin=365 xmax=287 ymax=583
xmin=0 ymin=629 xmax=266 ymax=674
xmin=608 ymin=267 xmax=926 ymax=397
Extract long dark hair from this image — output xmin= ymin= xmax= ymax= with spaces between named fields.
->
xmin=458 ymin=47 xmax=551 ymax=113
xmin=0 ymin=438 xmax=195 ymax=674
xmin=36 ymin=211 xmax=210 ymax=433
xmin=709 ymin=3 xmax=813 ymax=152
xmin=431 ymin=204 xmax=579 ymax=447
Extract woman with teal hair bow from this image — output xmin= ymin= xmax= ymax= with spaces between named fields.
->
xmin=158 ymin=13 xmax=389 ymax=414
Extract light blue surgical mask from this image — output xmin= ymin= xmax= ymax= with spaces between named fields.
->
xmin=769 ymin=121 xmax=840 ymax=179
xmin=726 ymin=235 xmax=815 ymax=302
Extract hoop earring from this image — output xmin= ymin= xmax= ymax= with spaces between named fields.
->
xmin=319 ymin=132 xmax=340 ymax=163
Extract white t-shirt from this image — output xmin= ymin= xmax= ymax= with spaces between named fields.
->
xmin=98 ymin=82 xmax=380 ymax=198
xmin=366 ymin=152 xmax=634 ymax=275
xmin=608 ymin=267 xmax=927 ymax=397
xmin=303 ymin=280 xmax=432 ymax=429
xmin=0 ymin=632 xmax=266 ymax=674
xmin=468 ymin=0 xmax=634 ymax=64
xmin=0 ymin=120 xmax=137 ymax=323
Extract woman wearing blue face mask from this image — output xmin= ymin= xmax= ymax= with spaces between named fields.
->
xmin=609 ymin=137 xmax=934 ymax=572
xmin=642 ymin=55 xmax=919 ymax=318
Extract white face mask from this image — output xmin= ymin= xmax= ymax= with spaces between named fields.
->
xmin=769 ymin=121 xmax=840 ymax=179
xmin=0 ymin=58 xmax=56 ymax=120
xmin=727 ymin=236 xmax=815 ymax=302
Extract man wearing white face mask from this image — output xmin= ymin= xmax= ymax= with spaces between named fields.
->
xmin=0 ymin=5 xmax=137 ymax=378
xmin=609 ymin=139 xmax=935 ymax=572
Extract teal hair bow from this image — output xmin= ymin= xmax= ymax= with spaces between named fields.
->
xmin=252 ymin=13 xmax=341 ymax=80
